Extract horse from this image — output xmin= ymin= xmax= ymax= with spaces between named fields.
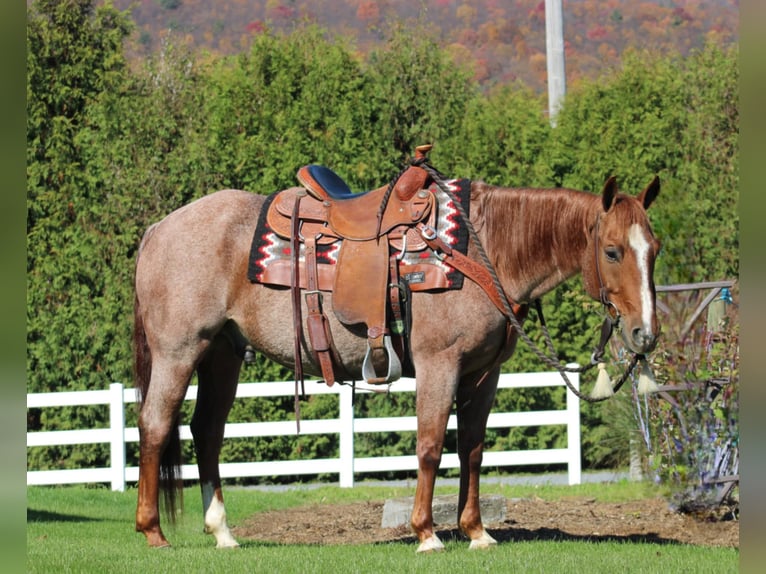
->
xmin=132 ymin=172 xmax=661 ymax=552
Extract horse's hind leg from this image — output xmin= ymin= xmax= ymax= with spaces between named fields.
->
xmin=456 ymin=367 xmax=501 ymax=550
xmin=190 ymin=335 xmax=242 ymax=548
xmin=136 ymin=359 xmax=197 ymax=548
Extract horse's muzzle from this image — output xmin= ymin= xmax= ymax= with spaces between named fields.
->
xmin=627 ymin=325 xmax=659 ymax=355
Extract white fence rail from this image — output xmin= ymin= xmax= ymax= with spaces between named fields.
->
xmin=27 ymin=370 xmax=581 ymax=491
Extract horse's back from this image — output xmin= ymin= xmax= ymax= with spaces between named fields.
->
xmin=141 ymin=189 xmax=262 ymax=242
xmin=135 ymin=190 xmax=265 ymax=337
xmin=139 ymin=189 xmax=262 ymax=261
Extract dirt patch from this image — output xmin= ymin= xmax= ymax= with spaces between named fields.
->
xmin=234 ymin=496 xmax=738 ymax=548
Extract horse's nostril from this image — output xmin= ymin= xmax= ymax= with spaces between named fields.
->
xmin=632 ymin=327 xmax=656 ymax=351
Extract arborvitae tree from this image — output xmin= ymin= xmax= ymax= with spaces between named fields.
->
xmin=27 ymin=0 xmax=133 ymax=394
xmin=27 ymin=0 xmax=133 ymax=470
xmin=202 ymin=25 xmax=375 ymax=193
xmin=363 ymin=25 xmax=476 ymax=171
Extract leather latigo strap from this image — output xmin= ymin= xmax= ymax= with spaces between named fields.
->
xmin=290 ymin=192 xmax=305 ymax=429
xmin=290 ymin=192 xmax=337 ymax=391
xmin=416 ymin=223 xmax=523 ymax=319
xmin=304 ymin=236 xmax=337 ymax=386
xmin=388 ymin=253 xmax=406 ymax=361
xmin=291 ymin=192 xmax=305 ymax=386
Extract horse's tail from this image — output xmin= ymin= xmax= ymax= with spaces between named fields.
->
xmin=133 ymin=228 xmax=183 ymax=523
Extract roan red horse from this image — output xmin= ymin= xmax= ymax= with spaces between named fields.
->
xmin=133 ymin=155 xmax=660 ymax=552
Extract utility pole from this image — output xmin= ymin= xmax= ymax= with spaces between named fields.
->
xmin=545 ymin=0 xmax=566 ymax=126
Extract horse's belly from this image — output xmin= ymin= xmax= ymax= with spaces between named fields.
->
xmin=235 ymin=286 xmax=372 ymax=379
xmin=235 ymin=284 xmax=506 ymax=381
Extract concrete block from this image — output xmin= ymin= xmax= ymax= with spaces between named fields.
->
xmin=381 ymin=494 xmax=507 ymax=528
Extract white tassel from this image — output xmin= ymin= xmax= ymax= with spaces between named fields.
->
xmin=591 ymin=362 xmax=615 ymax=399
xmin=637 ymin=357 xmax=660 ymax=394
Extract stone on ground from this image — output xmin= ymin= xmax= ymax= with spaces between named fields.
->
xmin=381 ymin=494 xmax=507 ymax=528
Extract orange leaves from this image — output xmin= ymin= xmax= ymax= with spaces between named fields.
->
xmin=111 ymin=0 xmax=738 ymax=93
xmin=356 ymin=1 xmax=380 ymax=23
xmin=586 ymin=26 xmax=609 ymax=42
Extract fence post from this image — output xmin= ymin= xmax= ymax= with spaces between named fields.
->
xmin=565 ymin=365 xmax=582 ymax=485
xmin=109 ymin=382 xmax=126 ymax=492
xmin=338 ymin=383 xmax=355 ymax=487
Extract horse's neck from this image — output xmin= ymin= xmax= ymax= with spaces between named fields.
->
xmin=473 ymin=183 xmax=600 ymax=303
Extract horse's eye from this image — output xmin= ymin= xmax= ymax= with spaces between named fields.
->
xmin=604 ymin=247 xmax=620 ymax=262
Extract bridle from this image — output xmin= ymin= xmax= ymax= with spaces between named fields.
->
xmin=593 ymin=214 xmax=621 ymax=324
xmin=591 ymin=213 xmax=621 ymax=363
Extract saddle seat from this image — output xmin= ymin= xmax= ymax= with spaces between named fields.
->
xmin=295 ymin=147 xmax=434 ymax=241
xmin=297 ymin=164 xmax=356 ymax=200
xmin=272 ymin=176 xmax=434 ymax=243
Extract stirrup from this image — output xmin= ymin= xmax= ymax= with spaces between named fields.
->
xmin=362 ymin=335 xmax=402 ymax=384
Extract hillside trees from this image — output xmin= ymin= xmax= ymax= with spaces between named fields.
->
xmin=112 ymin=0 xmax=738 ymax=94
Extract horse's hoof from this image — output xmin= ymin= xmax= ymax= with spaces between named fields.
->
xmin=215 ymin=539 xmax=240 ymax=549
xmin=416 ymin=535 xmax=445 ymax=553
xmin=468 ymin=530 xmax=498 ymax=550
xmin=205 ymin=522 xmax=240 ymax=548
xmin=143 ymin=530 xmax=171 ymax=548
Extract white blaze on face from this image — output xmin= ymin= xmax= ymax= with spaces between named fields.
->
xmin=628 ymin=223 xmax=654 ymax=333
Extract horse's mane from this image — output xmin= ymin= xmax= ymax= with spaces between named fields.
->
xmin=469 ymin=181 xmax=602 ymax=301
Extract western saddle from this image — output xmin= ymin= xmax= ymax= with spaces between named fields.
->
xmin=260 ymin=145 xmax=514 ymax=388
xmin=261 ymin=145 xmax=435 ymax=386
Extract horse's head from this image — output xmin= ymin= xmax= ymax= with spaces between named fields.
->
xmin=583 ymin=176 xmax=661 ymax=355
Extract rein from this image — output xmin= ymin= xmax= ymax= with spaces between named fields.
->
xmin=419 ymin=161 xmax=640 ymax=402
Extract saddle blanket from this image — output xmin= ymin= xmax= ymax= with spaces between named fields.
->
xmin=247 ymin=178 xmax=471 ymax=292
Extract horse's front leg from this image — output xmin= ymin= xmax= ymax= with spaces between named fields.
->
xmin=411 ymin=370 xmax=457 ymax=553
xmin=456 ymin=367 xmax=501 ymax=550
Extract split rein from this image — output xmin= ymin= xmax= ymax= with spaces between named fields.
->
xmin=417 ymin=161 xmax=641 ymax=403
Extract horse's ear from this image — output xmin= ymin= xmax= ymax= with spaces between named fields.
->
xmin=601 ymin=176 xmax=618 ymax=212
xmin=637 ymin=175 xmax=660 ymax=210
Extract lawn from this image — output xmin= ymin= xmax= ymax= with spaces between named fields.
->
xmin=27 ymin=481 xmax=738 ymax=573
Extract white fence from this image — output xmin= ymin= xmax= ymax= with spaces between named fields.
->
xmin=27 ymin=370 xmax=581 ymax=491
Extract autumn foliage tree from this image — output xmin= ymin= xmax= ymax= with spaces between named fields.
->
xmin=110 ymin=0 xmax=738 ymax=92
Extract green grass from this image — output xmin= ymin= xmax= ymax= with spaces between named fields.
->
xmin=27 ymin=481 xmax=738 ymax=574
